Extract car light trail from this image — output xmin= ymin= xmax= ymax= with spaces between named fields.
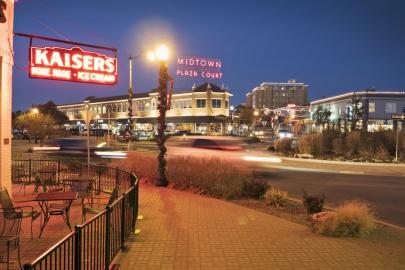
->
xmin=242 ymin=156 xmax=282 ymax=163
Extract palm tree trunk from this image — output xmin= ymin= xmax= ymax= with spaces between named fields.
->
xmin=155 ymin=61 xmax=169 ymax=186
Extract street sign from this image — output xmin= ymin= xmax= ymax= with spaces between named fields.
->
xmin=391 ymin=114 xmax=405 ymax=120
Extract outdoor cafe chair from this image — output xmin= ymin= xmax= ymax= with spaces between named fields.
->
xmin=0 ymin=208 xmax=23 ymax=270
xmin=82 ymin=185 xmax=119 ymax=221
xmin=0 ymin=188 xmax=41 ymax=240
xmin=13 ymin=165 xmax=33 ymax=195
xmin=35 ymin=173 xmax=64 ymax=193
xmin=68 ymin=181 xmax=91 ymax=207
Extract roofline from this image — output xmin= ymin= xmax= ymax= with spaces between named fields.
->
xmin=311 ymin=91 xmax=405 ymax=105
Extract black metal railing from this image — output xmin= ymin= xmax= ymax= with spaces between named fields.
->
xmin=11 ymin=159 xmax=139 ymax=270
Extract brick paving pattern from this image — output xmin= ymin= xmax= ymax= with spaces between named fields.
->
xmin=115 ymin=184 xmax=404 ymax=270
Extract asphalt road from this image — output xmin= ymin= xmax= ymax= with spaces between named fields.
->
xmin=164 ymin=136 xmax=405 ymax=228
xmin=254 ymin=168 xmax=405 ymax=227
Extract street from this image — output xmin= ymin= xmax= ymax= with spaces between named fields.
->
xmin=165 ymin=136 xmax=405 ymax=228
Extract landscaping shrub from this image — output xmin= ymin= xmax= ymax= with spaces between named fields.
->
xmin=264 ymin=188 xmax=288 ymax=208
xmin=275 ymin=138 xmax=293 ymax=155
xmin=241 ymin=177 xmax=269 ymax=198
xmin=298 ymin=133 xmax=323 ymax=157
xmin=116 ymin=152 xmax=256 ymax=199
xmin=303 ymin=190 xmax=325 ymax=214
xmin=345 ymin=131 xmax=361 ymax=156
xmin=313 ymin=201 xmax=376 ymax=237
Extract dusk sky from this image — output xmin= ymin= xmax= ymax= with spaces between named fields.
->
xmin=12 ymin=0 xmax=405 ymax=111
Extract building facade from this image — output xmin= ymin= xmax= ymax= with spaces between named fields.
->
xmin=58 ymin=83 xmax=232 ymax=135
xmin=310 ymin=90 xmax=405 ymax=131
xmin=246 ymin=79 xmax=308 ymax=109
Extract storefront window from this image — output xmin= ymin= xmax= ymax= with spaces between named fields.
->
xmin=196 ymin=99 xmax=206 ymax=108
xmin=212 ymin=99 xmax=221 ymax=108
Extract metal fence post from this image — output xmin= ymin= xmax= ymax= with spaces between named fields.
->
xmin=115 ymin=167 xmax=119 ymax=186
xmin=98 ymin=166 xmax=101 ymax=195
xmin=74 ymin=225 xmax=82 ymax=270
xmin=57 ymin=160 xmax=61 ymax=182
xmin=105 ymin=206 xmax=111 ymax=270
xmin=29 ymin=158 xmax=32 ymax=183
xmin=121 ymin=192 xmax=126 ymax=248
xmin=130 ymin=174 xmax=137 ymax=233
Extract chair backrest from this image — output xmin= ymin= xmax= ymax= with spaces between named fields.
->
xmin=71 ymin=181 xmax=90 ymax=198
xmin=107 ymin=185 xmax=120 ymax=206
xmin=0 ymin=188 xmax=15 ymax=210
xmin=0 ymin=208 xmax=23 ymax=252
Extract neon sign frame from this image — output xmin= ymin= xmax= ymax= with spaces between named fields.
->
xmin=29 ymin=46 xmax=118 ymax=85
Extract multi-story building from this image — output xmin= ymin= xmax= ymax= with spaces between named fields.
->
xmin=246 ymin=79 xmax=308 ymax=109
xmin=57 ymin=83 xmax=232 ymax=135
xmin=310 ymin=89 xmax=405 ymax=131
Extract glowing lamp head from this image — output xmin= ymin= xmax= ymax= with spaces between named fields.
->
xmin=155 ymin=44 xmax=169 ymax=61
xmin=31 ymin=108 xmax=39 ymax=114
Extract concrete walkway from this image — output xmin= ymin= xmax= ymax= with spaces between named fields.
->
xmin=114 ymin=184 xmax=404 ymax=270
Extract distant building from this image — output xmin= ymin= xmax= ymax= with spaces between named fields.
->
xmin=246 ymin=79 xmax=308 ymax=109
xmin=57 ymin=83 xmax=232 ymax=135
xmin=310 ymin=89 xmax=405 ymax=131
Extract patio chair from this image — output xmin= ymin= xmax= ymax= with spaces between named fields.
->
xmin=12 ymin=165 xmax=33 ymax=195
xmin=83 ymin=185 xmax=119 ymax=221
xmin=0 ymin=188 xmax=41 ymax=240
xmin=34 ymin=173 xmax=64 ymax=193
xmin=0 ymin=208 xmax=23 ymax=270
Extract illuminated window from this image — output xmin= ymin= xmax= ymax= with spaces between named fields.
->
xmin=123 ymin=105 xmax=127 ymax=112
xmin=225 ymin=100 xmax=229 ymax=109
xmin=385 ymin=103 xmax=396 ymax=113
xmin=139 ymin=102 xmax=144 ymax=111
xmin=181 ymin=100 xmax=187 ymax=109
xmin=118 ymin=105 xmax=122 ymax=112
xmin=212 ymin=99 xmax=221 ymax=108
xmin=152 ymin=99 xmax=156 ymax=110
xmin=369 ymin=102 xmax=375 ymax=113
xmin=196 ymin=99 xmax=206 ymax=108
xmin=112 ymin=105 xmax=117 ymax=112
xmin=102 ymin=106 xmax=106 ymax=114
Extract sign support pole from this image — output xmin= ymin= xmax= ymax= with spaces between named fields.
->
xmin=396 ymin=120 xmax=399 ymax=162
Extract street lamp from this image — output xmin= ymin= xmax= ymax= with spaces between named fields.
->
xmin=148 ymin=44 xmax=170 ymax=187
xmin=31 ymin=108 xmax=39 ymax=114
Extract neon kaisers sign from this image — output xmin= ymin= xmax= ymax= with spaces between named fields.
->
xmin=0 ymin=0 xmax=6 ymax=23
xmin=29 ymin=46 xmax=118 ymax=85
xmin=176 ymin=56 xmax=223 ymax=79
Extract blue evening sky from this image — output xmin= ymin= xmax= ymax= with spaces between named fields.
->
xmin=12 ymin=0 xmax=405 ymax=110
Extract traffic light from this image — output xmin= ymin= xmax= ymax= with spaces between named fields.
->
xmin=0 ymin=0 xmax=6 ymax=23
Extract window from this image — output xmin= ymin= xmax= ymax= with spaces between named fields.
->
xmin=117 ymin=105 xmax=122 ymax=112
xmin=181 ymin=100 xmax=187 ymax=109
xmin=385 ymin=103 xmax=396 ymax=113
xmin=196 ymin=99 xmax=206 ymax=108
xmin=139 ymin=102 xmax=144 ymax=111
xmin=123 ymin=105 xmax=127 ymax=112
xmin=212 ymin=99 xmax=221 ymax=108
xmin=369 ymin=102 xmax=375 ymax=113
xmin=112 ymin=105 xmax=116 ymax=112
xmin=402 ymin=105 xmax=405 ymax=113
xmin=225 ymin=100 xmax=229 ymax=109
xmin=151 ymin=99 xmax=156 ymax=110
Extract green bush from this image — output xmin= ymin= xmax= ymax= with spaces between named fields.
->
xmin=241 ymin=178 xmax=269 ymax=198
xmin=264 ymin=188 xmax=288 ymax=208
xmin=313 ymin=201 xmax=376 ymax=237
xmin=303 ymin=190 xmax=325 ymax=214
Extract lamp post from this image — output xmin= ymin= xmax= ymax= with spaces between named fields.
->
xmin=127 ymin=53 xmax=145 ymax=150
xmin=148 ymin=45 xmax=170 ymax=187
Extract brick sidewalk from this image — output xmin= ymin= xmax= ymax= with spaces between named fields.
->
xmin=114 ymin=185 xmax=404 ymax=270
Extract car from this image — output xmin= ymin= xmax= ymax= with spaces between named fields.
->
xmin=191 ymin=138 xmax=242 ymax=151
xmin=276 ymin=129 xmax=294 ymax=139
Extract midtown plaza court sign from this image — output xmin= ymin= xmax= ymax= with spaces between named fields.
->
xmin=176 ymin=56 xmax=223 ymax=79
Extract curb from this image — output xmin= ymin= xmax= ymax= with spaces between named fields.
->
xmin=281 ymin=156 xmax=405 ymax=167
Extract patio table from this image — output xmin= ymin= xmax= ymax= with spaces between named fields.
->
xmin=33 ymin=192 xmax=78 ymax=237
